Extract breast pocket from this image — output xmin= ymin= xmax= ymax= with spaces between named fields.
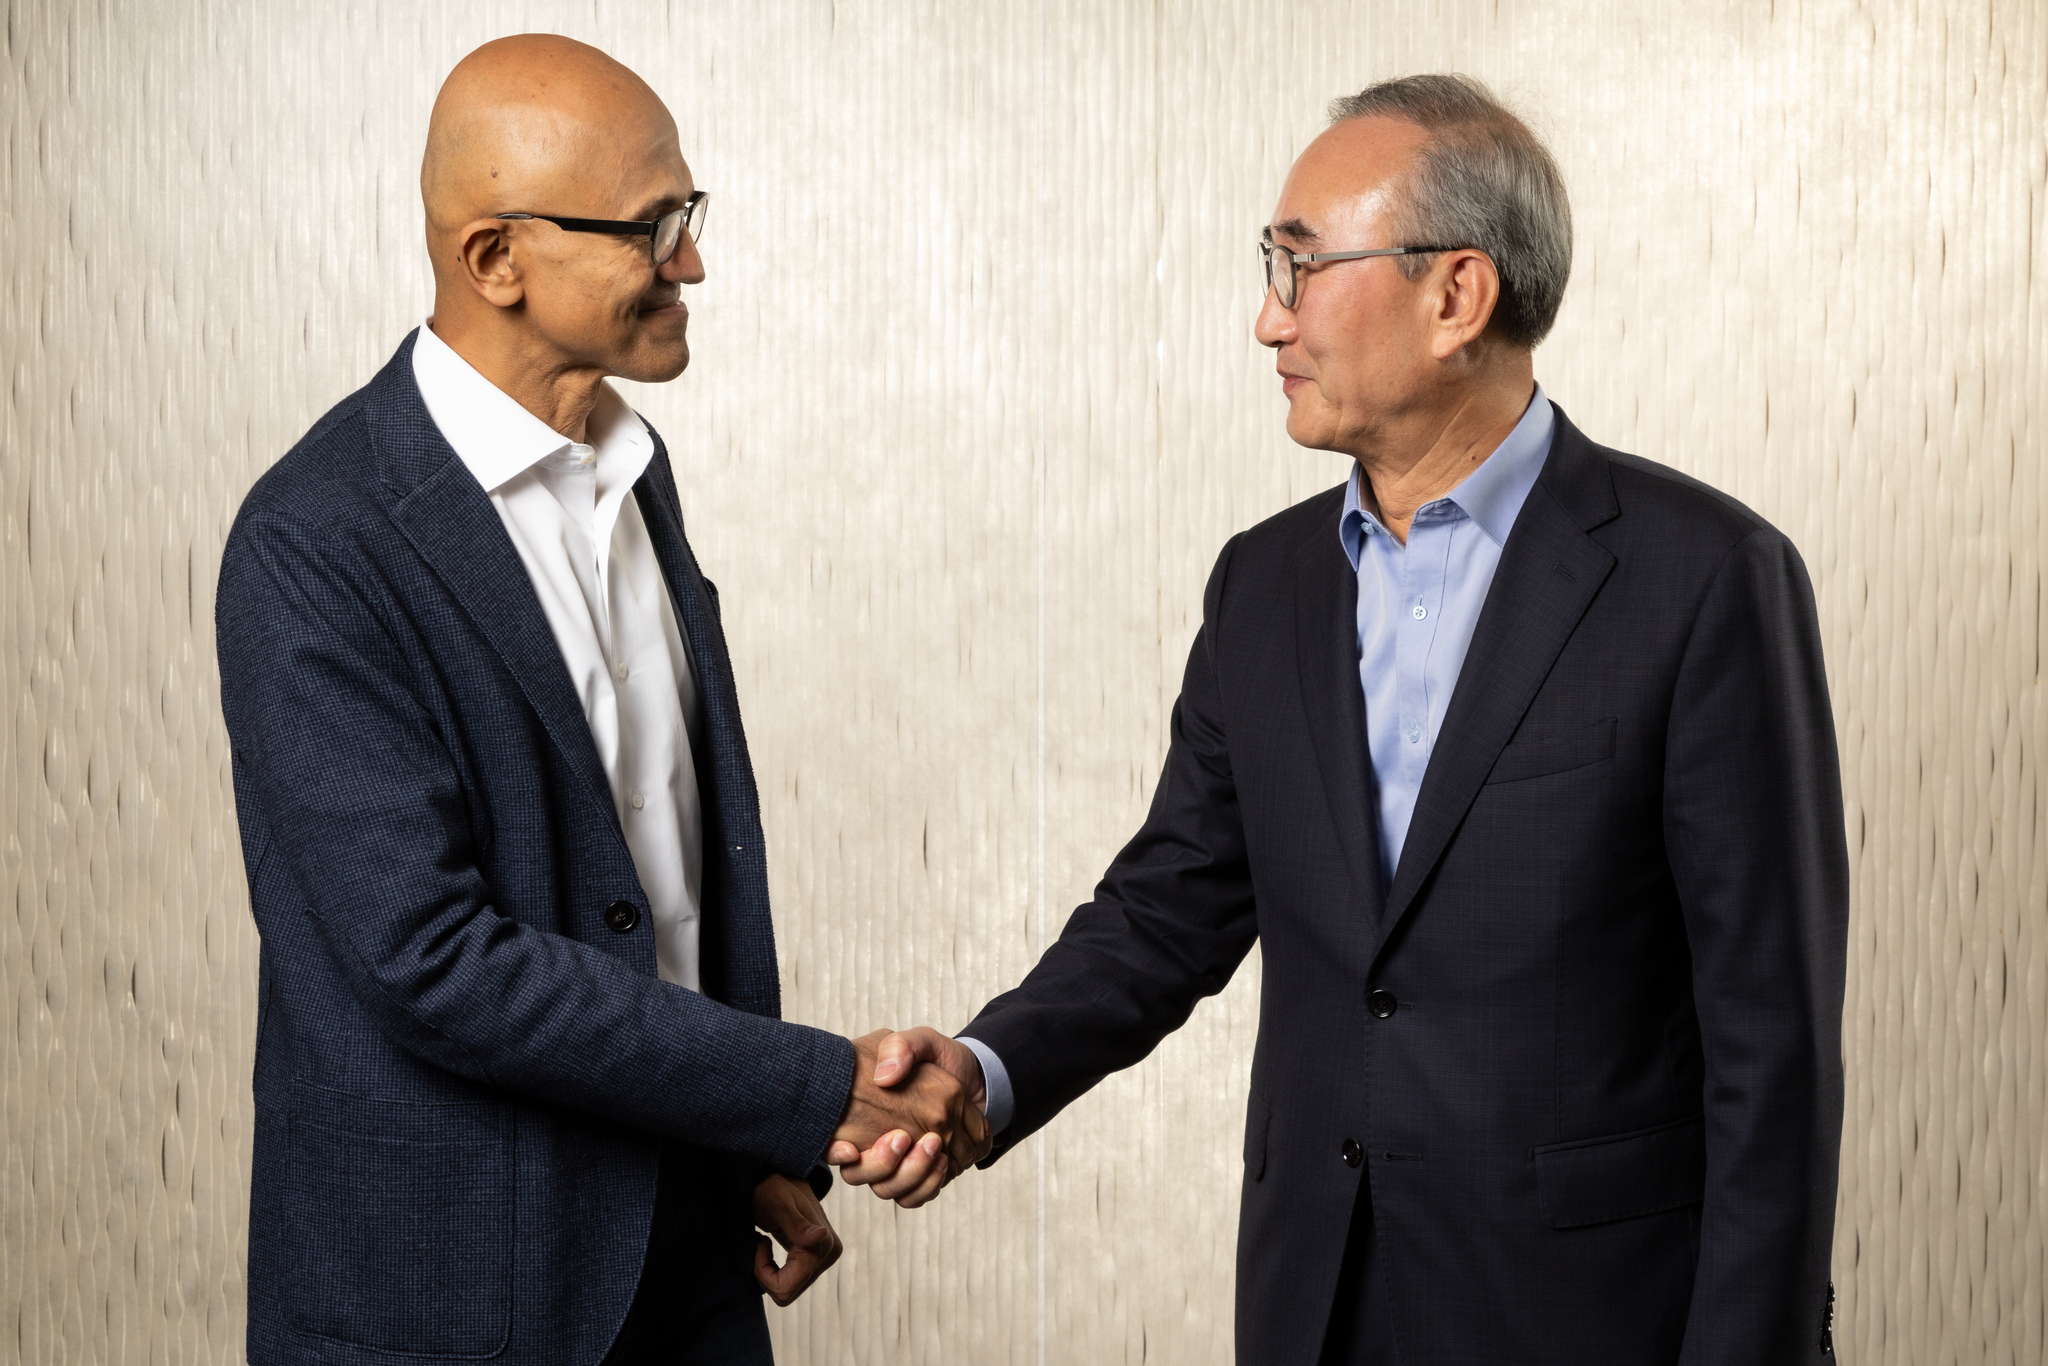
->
xmin=285 ymin=1088 xmax=514 ymax=1357
xmin=1485 ymin=716 xmax=1618 ymax=785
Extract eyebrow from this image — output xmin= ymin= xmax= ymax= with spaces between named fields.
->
xmin=1270 ymin=216 xmax=1322 ymax=247
xmin=629 ymin=192 xmax=691 ymax=221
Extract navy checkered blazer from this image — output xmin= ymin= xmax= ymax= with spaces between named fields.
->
xmin=217 ymin=332 xmax=854 ymax=1365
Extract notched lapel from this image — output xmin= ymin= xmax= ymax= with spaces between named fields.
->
xmin=1374 ymin=462 xmax=1616 ymax=959
xmin=629 ymin=445 xmax=759 ymax=847
xmin=369 ymin=366 xmax=627 ymax=851
xmin=632 ymin=442 xmax=781 ymax=1017
xmin=630 ymin=454 xmax=725 ymax=727
xmin=1292 ymin=522 xmax=1387 ymax=925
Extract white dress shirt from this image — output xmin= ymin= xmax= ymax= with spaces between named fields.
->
xmin=413 ymin=321 xmax=707 ymax=991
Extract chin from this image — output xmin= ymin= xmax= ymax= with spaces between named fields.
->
xmin=1284 ymin=409 xmax=1339 ymax=454
xmin=617 ymin=341 xmax=691 ymax=385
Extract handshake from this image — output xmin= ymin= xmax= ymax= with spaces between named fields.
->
xmin=828 ymin=1026 xmax=991 ymax=1207
xmin=751 ymin=1026 xmax=984 ymax=1305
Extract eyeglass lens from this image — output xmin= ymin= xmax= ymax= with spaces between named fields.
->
xmin=653 ymin=211 xmax=684 ymax=265
xmin=651 ymin=194 xmax=709 ymax=266
xmin=1263 ymin=242 xmax=1296 ymax=308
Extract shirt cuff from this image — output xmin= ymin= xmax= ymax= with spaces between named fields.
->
xmin=956 ymin=1035 xmax=1016 ymax=1135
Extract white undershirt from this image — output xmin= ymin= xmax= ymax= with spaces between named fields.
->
xmin=412 ymin=320 xmax=706 ymax=991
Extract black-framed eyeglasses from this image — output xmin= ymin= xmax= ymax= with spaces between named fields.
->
xmin=498 ymin=190 xmax=709 ymax=266
xmin=1258 ymin=226 xmax=1461 ymax=308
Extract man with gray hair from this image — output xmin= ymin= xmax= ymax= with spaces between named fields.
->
xmin=839 ymin=74 xmax=1847 ymax=1364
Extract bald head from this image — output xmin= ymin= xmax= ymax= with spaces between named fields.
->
xmin=422 ymin=35 xmax=678 ymax=249
xmin=418 ymin=36 xmax=704 ymax=436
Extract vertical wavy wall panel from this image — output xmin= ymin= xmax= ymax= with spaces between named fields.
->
xmin=1 ymin=1 xmax=2040 ymax=1362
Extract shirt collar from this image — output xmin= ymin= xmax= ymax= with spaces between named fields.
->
xmin=1340 ymin=383 xmax=1556 ymax=569
xmin=411 ymin=319 xmax=654 ymax=495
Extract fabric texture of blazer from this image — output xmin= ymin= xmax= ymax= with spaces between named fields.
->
xmin=964 ymin=405 xmax=1848 ymax=1365
xmin=216 ymin=332 xmax=855 ymax=1366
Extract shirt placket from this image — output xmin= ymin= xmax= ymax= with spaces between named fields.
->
xmin=579 ymin=445 xmax=649 ymax=828
xmin=606 ymin=508 xmax=651 ymax=829
xmin=1395 ymin=505 xmax=1453 ymax=782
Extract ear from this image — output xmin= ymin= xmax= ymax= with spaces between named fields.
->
xmin=452 ymin=218 xmax=527 ymax=309
xmin=1426 ymin=248 xmax=1501 ymax=360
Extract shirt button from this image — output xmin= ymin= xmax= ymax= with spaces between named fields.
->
xmin=630 ymin=791 xmax=645 ymax=810
xmin=614 ymin=661 xmax=630 ymax=681
xmin=1405 ymin=724 xmax=1421 ymax=744
xmin=1412 ymin=603 xmax=1427 ymax=619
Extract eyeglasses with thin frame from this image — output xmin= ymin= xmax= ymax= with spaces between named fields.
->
xmin=497 ymin=190 xmax=709 ymax=266
xmin=1258 ymin=226 xmax=1461 ymax=308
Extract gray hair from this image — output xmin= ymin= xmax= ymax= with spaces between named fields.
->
xmin=1328 ymin=74 xmax=1572 ymax=349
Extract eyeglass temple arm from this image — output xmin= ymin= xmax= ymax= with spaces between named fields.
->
xmin=1291 ymin=245 xmax=1466 ymax=263
xmin=494 ymin=213 xmax=658 ymax=236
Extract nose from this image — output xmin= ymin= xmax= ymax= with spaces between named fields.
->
xmin=1254 ymin=285 xmax=1294 ymax=349
xmin=660 ymin=232 xmax=705 ymax=286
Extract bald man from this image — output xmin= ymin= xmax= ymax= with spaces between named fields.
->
xmin=217 ymin=36 xmax=985 ymax=1366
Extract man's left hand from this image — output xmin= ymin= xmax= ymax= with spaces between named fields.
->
xmin=751 ymin=1173 xmax=842 ymax=1306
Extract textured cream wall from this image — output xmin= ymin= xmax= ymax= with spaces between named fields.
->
xmin=3 ymin=1 xmax=2042 ymax=1362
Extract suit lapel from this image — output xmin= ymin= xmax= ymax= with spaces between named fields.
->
xmin=1293 ymin=520 xmax=1387 ymax=922
xmin=363 ymin=334 xmax=777 ymax=1011
xmin=1373 ymin=414 xmax=1619 ymax=959
xmin=367 ymin=340 xmax=628 ymax=852
xmin=630 ymin=446 xmax=740 ymax=811
xmin=632 ymin=440 xmax=780 ymax=1017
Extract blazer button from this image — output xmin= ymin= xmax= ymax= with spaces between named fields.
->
xmin=1341 ymin=1138 xmax=1364 ymax=1168
xmin=1367 ymin=988 xmax=1398 ymax=1019
xmin=604 ymin=900 xmax=640 ymax=933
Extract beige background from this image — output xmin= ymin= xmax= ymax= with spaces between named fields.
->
xmin=3 ymin=0 xmax=2043 ymax=1362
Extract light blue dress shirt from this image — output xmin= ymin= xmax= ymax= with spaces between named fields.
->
xmin=962 ymin=388 xmax=1556 ymax=1136
xmin=1342 ymin=386 xmax=1554 ymax=890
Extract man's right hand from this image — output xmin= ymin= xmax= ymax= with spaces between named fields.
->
xmin=827 ymin=1027 xmax=990 ymax=1207
xmin=829 ymin=1029 xmax=990 ymax=1208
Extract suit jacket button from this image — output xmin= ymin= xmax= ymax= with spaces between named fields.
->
xmin=1367 ymin=988 xmax=1398 ymax=1019
xmin=604 ymin=900 xmax=640 ymax=933
xmin=1341 ymin=1138 xmax=1364 ymax=1168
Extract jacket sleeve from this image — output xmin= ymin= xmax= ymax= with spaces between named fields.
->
xmin=964 ymin=536 xmax=1261 ymax=1159
xmin=1662 ymin=527 xmax=1848 ymax=1364
xmin=216 ymin=508 xmax=854 ymax=1179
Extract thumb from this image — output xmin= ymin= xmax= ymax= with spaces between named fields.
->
xmin=873 ymin=1030 xmax=927 ymax=1086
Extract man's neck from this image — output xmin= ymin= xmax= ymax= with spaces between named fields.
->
xmin=426 ymin=311 xmax=607 ymax=444
xmin=1353 ymin=371 xmax=1535 ymax=543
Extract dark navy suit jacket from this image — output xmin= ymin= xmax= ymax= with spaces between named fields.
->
xmin=217 ymin=333 xmax=855 ymax=1365
xmin=966 ymin=410 xmax=1848 ymax=1365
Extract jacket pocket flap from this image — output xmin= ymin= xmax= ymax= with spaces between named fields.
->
xmin=1533 ymin=1113 xmax=1705 ymax=1229
xmin=1487 ymin=716 xmax=1617 ymax=785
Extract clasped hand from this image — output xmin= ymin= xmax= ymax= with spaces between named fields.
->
xmin=828 ymin=1028 xmax=990 ymax=1207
